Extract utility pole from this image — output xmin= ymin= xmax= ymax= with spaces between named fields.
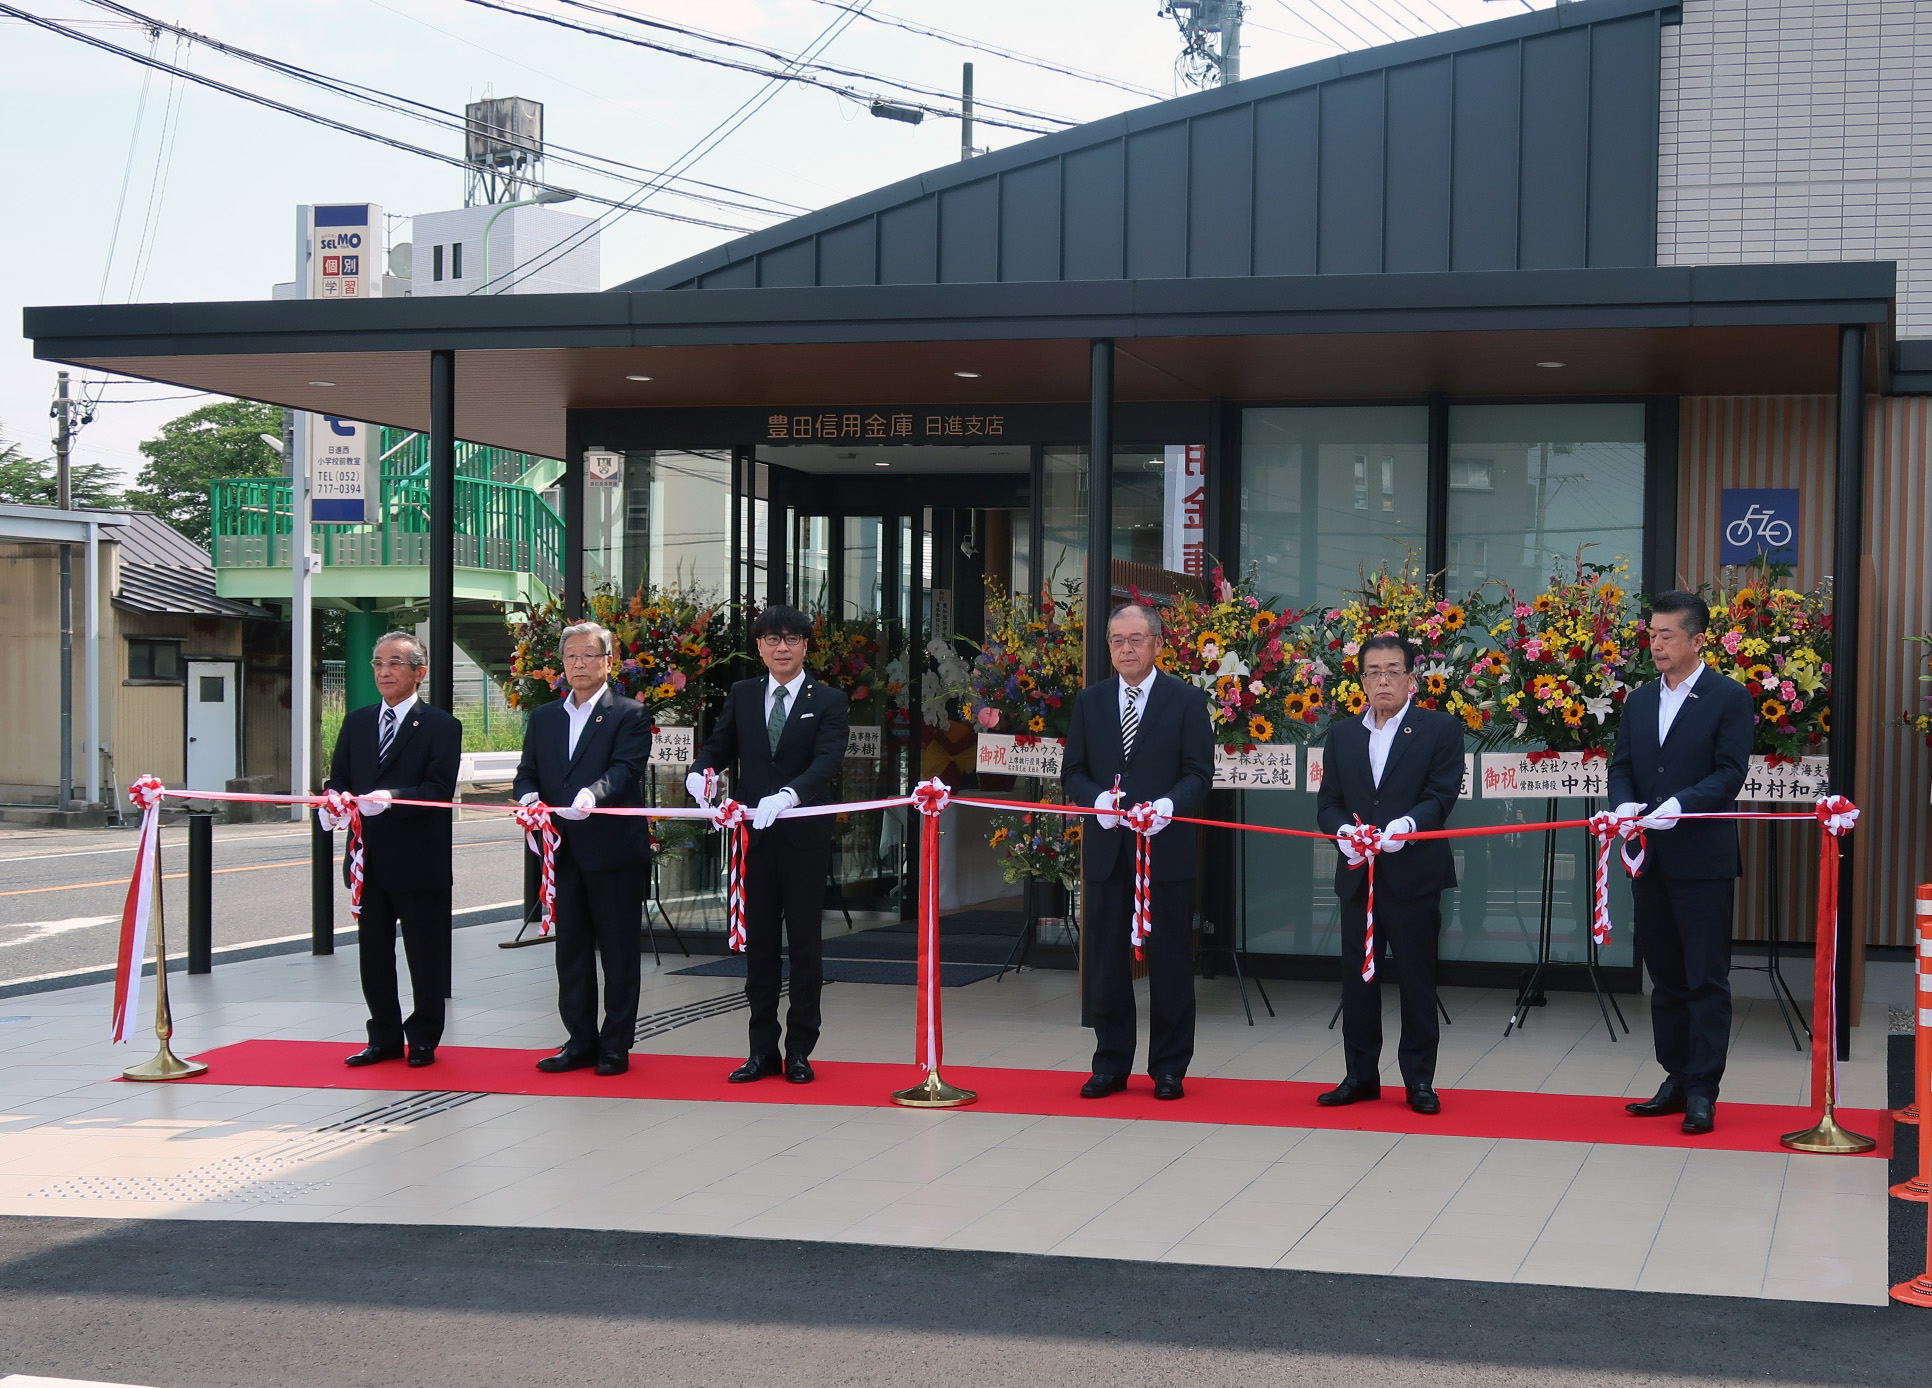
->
xmin=51 ymin=371 xmax=75 ymax=808
xmin=1165 ymin=1 xmax=1243 ymax=88
xmin=961 ymin=62 xmax=975 ymax=162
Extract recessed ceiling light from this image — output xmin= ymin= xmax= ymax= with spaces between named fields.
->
xmin=625 ymin=374 xmax=653 ymax=381
xmin=953 ymin=370 xmax=980 ymax=378
xmin=874 ymin=461 xmax=890 ymax=468
xmin=307 ymin=380 xmax=336 ymax=387
xmin=1535 ymin=361 xmax=1566 ymax=369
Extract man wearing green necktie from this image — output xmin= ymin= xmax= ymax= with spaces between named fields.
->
xmin=688 ymin=605 xmax=851 ymax=1084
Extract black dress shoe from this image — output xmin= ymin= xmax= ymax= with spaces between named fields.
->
xmin=1080 ymin=1073 xmax=1127 ymax=1099
xmin=785 ymin=1056 xmax=814 ymax=1085
xmin=536 ymin=1049 xmax=596 ymax=1074
xmin=344 ymin=1045 xmax=403 ymax=1068
xmin=1316 ymin=1077 xmax=1381 ymax=1107
xmin=729 ymin=1055 xmax=782 ymax=1084
xmin=595 ymin=1053 xmax=630 ymax=1077
xmin=1681 ymin=1095 xmax=1716 ymax=1135
xmin=1407 ymin=1084 xmax=1441 ymax=1115
xmin=406 ymin=1046 xmax=436 ymax=1069
xmin=1153 ymin=1074 xmax=1185 ymax=1101
xmin=1625 ymin=1081 xmax=1687 ymax=1118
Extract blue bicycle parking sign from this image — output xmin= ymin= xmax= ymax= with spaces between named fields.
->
xmin=1719 ymin=487 xmax=1800 ymax=566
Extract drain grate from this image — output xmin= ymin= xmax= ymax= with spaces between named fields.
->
xmin=633 ymin=983 xmax=801 ymax=1042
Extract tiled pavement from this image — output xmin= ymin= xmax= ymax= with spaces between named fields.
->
xmin=0 ymin=920 xmax=1897 ymax=1305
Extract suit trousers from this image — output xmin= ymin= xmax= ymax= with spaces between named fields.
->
xmin=552 ymin=846 xmax=645 ymax=1056
xmin=1632 ymin=870 xmax=1735 ymax=1100
xmin=358 ymin=880 xmax=452 ymax=1052
xmin=1087 ymin=853 xmax=1196 ymax=1078
xmin=1338 ymin=890 xmax=1442 ymax=1090
xmin=745 ymin=835 xmax=829 ymax=1060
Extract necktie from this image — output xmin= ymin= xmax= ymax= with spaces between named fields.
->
xmin=1121 ymin=685 xmax=1140 ymax=762
xmin=768 ymin=685 xmax=789 ymax=755
xmin=378 ymin=706 xmax=397 ymax=760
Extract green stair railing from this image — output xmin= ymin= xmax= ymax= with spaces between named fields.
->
xmin=209 ymin=473 xmax=563 ymax=593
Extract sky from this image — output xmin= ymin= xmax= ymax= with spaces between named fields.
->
xmin=0 ymin=0 xmax=1547 ymax=485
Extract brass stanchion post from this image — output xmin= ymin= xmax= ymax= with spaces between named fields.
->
xmin=123 ymin=825 xmax=208 ymax=1081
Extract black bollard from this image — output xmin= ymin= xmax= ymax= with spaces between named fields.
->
xmin=187 ymin=812 xmax=213 ymax=973
xmin=311 ymin=812 xmax=334 ymax=955
xmin=523 ymin=833 xmax=540 ymax=928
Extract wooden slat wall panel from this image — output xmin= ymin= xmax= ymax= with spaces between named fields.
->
xmin=1678 ymin=395 xmax=1932 ymax=948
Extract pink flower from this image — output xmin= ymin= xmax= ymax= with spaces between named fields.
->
xmin=1523 ymin=639 xmax=1545 ymax=661
xmin=1326 ymin=609 xmax=1344 ymax=622
xmin=633 ymin=691 xmax=647 ymax=703
xmin=1790 ymin=698 xmax=1805 ymax=712
xmin=1342 ymin=641 xmax=1361 ymax=657
xmin=1514 ymin=604 xmax=1533 ymax=618
xmin=1720 ymin=631 xmax=1743 ymax=655
xmin=976 ymin=705 xmax=1000 ymax=729
xmin=1245 ymin=595 xmax=1260 ymax=609
xmin=1779 ymin=680 xmax=1795 ymax=701
xmin=671 ymin=670 xmax=688 ymax=690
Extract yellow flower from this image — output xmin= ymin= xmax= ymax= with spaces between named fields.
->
xmin=1760 ymin=698 xmax=1787 ymax=722
xmin=1343 ymin=689 xmax=1367 ymax=715
xmin=1064 ymin=824 xmax=1083 ymax=843
xmin=1561 ymin=702 xmax=1586 ymax=727
xmin=1251 ymin=611 xmax=1277 ymax=636
xmin=1249 ymin=714 xmax=1274 ymax=741
xmin=651 ymin=681 xmax=676 ymax=700
xmin=1214 ymin=674 xmax=1240 ymax=701
xmin=1440 ymin=605 xmax=1466 ymax=632
xmin=1028 ymin=715 xmax=1045 ymax=732
xmin=1155 ymin=648 xmax=1177 ymax=671
xmin=989 ymin=827 xmax=1010 ymax=847
xmin=1423 ymin=673 xmax=1448 ymax=696
xmin=1462 ymin=706 xmax=1485 ymax=731
xmin=1533 ymin=593 xmax=1558 ymax=614
xmin=1744 ymin=663 xmax=1772 ymax=683
xmin=1195 ymin=631 xmax=1221 ymax=658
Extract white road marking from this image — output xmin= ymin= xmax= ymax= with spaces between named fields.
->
xmin=0 ymin=916 xmax=117 ymax=948
xmin=1 ymin=1376 xmax=159 ymax=1387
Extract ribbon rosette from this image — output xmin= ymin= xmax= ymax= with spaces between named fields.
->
xmin=1814 ymin=794 xmax=1859 ymax=837
xmin=513 ymin=799 xmax=560 ymax=937
xmin=127 ymin=774 xmax=166 ymax=813
xmin=911 ymin=777 xmax=952 ymax=818
xmin=1337 ymin=821 xmax=1384 ymax=981
xmin=711 ymin=799 xmax=752 ymax=953
xmin=1121 ymin=801 xmax=1162 ymax=959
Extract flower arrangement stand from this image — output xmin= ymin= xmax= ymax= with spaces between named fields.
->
xmin=1503 ymin=797 xmax=1629 ymax=1043
xmin=1728 ymin=824 xmax=1807 ymax=1050
xmin=998 ymin=877 xmax=1078 ymax=981
xmin=1196 ymin=924 xmax=1274 ymax=1026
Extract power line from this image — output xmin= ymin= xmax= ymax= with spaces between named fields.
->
xmin=96 ymin=22 xmax=158 ymax=303
xmin=1 ymin=5 xmax=757 ymax=233
xmin=80 ymin=0 xmax=808 ymax=222
xmin=456 ymin=0 xmax=1065 ymax=135
xmin=128 ymin=32 xmax=189 ymax=303
xmin=801 ymin=0 xmax=1166 ymax=100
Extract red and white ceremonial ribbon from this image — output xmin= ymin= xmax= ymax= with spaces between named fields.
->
xmin=1808 ymin=795 xmax=1860 ymax=1112
xmin=111 ymin=775 xmax=167 ymax=1043
xmin=513 ymin=800 xmax=560 ymax=938
xmin=1585 ymin=810 xmax=1646 ymax=947
xmin=711 ymin=799 xmax=751 ymax=953
xmin=320 ymin=789 xmax=364 ymax=920
xmin=1338 ymin=819 xmax=1384 ymax=981
xmin=910 ymin=778 xmax=953 ymax=1078
xmin=1122 ymin=801 xmax=1161 ymax=960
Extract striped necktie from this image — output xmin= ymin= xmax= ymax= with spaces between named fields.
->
xmin=378 ymin=705 xmax=397 ymax=760
xmin=1121 ymin=684 xmax=1140 ymax=762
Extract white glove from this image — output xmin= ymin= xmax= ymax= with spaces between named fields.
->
xmin=1377 ymin=815 xmax=1416 ymax=853
xmin=315 ymin=805 xmax=341 ymax=833
xmin=555 ymin=787 xmax=595 ymax=821
xmin=1335 ymin=831 xmax=1365 ymax=868
xmin=356 ymin=789 xmax=391 ymax=817
xmin=1094 ymin=789 xmax=1123 ymax=831
xmin=517 ymin=791 xmax=539 ymax=807
xmin=752 ymin=788 xmax=797 ymax=830
xmin=1637 ymin=796 xmax=1682 ymax=831
xmin=1612 ymin=801 xmax=1645 ymax=822
xmin=1147 ymin=797 xmax=1175 ymax=835
xmin=684 ymin=770 xmax=714 ymax=807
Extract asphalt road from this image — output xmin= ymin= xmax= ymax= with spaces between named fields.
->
xmin=0 ymin=816 xmax=529 ymax=985
xmin=0 ymin=1218 xmax=1926 ymax=1388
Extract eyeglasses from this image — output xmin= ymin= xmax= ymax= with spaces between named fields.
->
xmin=1362 ymin=668 xmax=1408 ymax=682
xmin=1107 ymin=634 xmax=1155 ymax=649
xmin=560 ymin=651 xmax=609 ymax=665
xmin=369 ymin=659 xmax=418 ymax=672
xmin=757 ymin=633 xmax=807 ymax=648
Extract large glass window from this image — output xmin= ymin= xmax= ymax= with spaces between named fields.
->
xmin=1038 ymin=445 xmax=1189 ymax=595
xmin=1239 ymin=407 xmax=1430 ymax=612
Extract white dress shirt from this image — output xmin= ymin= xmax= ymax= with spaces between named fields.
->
xmin=1362 ymin=698 xmax=1412 ymax=788
xmin=563 ymin=683 xmax=603 ymax=758
xmin=376 ymin=692 xmax=417 ymax=753
xmin=1656 ymin=660 xmax=1705 ymax=744
xmin=765 ymin=670 xmax=807 ymax=727
xmin=1117 ymin=668 xmax=1158 ymax=724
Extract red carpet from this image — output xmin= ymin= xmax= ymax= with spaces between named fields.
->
xmin=172 ymin=1040 xmax=1890 ymax=1158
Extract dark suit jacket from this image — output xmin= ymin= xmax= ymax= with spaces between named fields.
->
xmin=689 ymin=674 xmax=851 ymax=849
xmin=1063 ymin=671 xmax=1215 ymax=884
xmin=324 ymin=698 xmax=462 ymax=889
xmin=1606 ymin=668 xmax=1753 ymax=880
xmin=1316 ymin=704 xmax=1463 ymax=901
xmin=512 ymin=683 xmax=652 ymax=873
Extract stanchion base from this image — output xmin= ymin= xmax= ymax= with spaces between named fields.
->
xmin=1779 ymin=1112 xmax=1877 ymax=1155
xmin=1891 ymin=1273 xmax=1932 ymax=1308
xmin=1888 ymin=1176 xmax=1929 ymax=1202
xmin=498 ymin=935 xmax=555 ymax=950
xmin=1894 ymin=1103 xmax=1920 ymax=1126
xmin=891 ymin=1070 xmax=977 ymax=1109
xmin=122 ymin=1042 xmax=208 ymax=1082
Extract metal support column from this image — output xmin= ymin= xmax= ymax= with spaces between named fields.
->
xmin=1425 ymin=393 xmax=1449 ymax=587
xmin=1081 ymin=339 xmax=1114 ymax=1031
xmin=187 ymin=813 xmax=213 ymax=973
xmin=428 ymin=349 xmax=456 ymax=712
xmin=1830 ymin=324 xmax=1866 ymax=1065
xmin=311 ymin=812 xmax=335 ymax=955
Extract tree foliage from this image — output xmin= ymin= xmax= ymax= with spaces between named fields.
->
xmin=0 ymin=427 xmax=122 ymax=508
xmin=126 ymin=399 xmax=284 ymax=546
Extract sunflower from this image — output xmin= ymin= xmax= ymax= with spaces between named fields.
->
xmin=1155 ymin=647 xmax=1178 ymax=671
xmin=639 ymin=653 xmax=658 ymax=669
xmin=1462 ymin=706 xmax=1485 ymax=731
xmin=1423 ymin=673 xmax=1448 ymax=697
xmin=989 ymin=827 xmax=1010 ymax=847
xmin=1249 ymin=714 xmax=1275 ymax=741
xmin=1283 ymin=693 xmax=1309 ymax=718
xmin=1214 ymin=674 xmax=1240 ymax=701
xmin=1744 ymin=663 xmax=1773 ymax=684
xmin=652 ymin=681 xmax=677 ymax=701
xmin=1063 ymin=824 xmax=1083 ymax=843
xmin=1016 ymin=673 xmax=1037 ymax=692
xmin=1251 ymin=610 xmax=1277 ymax=636
xmin=1561 ymin=702 xmax=1586 ymax=727
xmin=1818 ymin=707 xmax=1831 ymax=733
xmin=1195 ymin=631 xmax=1222 ymax=659
xmin=1343 ymin=689 xmax=1367 ymax=715
xmin=1760 ymin=698 xmax=1787 ymax=723
xmin=1028 ymin=715 xmax=1046 ymax=733
xmin=1440 ymin=605 xmax=1467 ymax=632
xmin=1533 ymin=593 xmax=1558 ymax=614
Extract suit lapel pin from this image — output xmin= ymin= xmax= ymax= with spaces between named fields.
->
xmin=595 ymin=715 xmax=604 ymax=723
